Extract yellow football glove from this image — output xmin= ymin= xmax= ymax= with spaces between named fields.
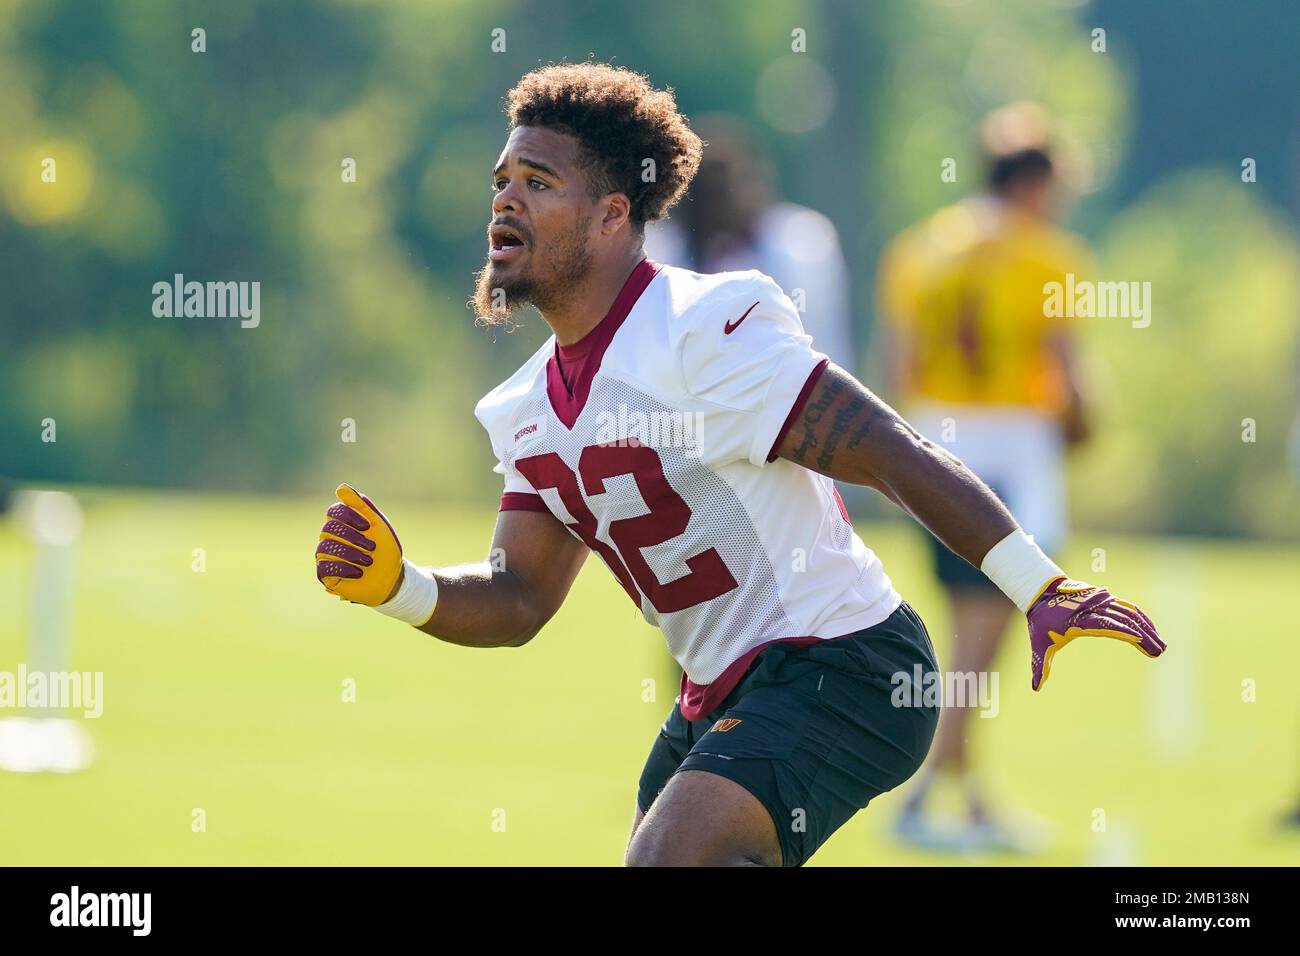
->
xmin=315 ymin=483 xmax=404 ymax=606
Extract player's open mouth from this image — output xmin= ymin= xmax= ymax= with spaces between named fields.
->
xmin=489 ymin=226 xmax=528 ymax=262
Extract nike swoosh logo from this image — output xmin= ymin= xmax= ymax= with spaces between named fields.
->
xmin=724 ymin=301 xmax=760 ymax=335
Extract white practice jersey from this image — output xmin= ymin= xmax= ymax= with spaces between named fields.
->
xmin=474 ymin=260 xmax=900 ymax=719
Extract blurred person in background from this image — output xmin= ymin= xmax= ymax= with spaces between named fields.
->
xmin=645 ymin=115 xmax=856 ymax=374
xmin=876 ymin=103 xmax=1092 ymax=854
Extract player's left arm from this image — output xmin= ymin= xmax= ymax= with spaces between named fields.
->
xmin=774 ymin=362 xmax=1166 ymax=690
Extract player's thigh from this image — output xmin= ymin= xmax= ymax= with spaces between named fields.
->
xmin=626 ymin=804 xmax=644 ymax=856
xmin=626 ymin=768 xmax=782 ymax=867
xmin=629 ymin=701 xmax=702 ymax=855
xmin=672 ymin=613 xmax=939 ymax=867
xmin=629 ymin=672 xmax=825 ymax=868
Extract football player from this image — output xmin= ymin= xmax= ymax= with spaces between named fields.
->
xmin=315 ymin=64 xmax=1164 ymax=867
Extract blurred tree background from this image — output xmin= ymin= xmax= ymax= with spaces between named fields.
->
xmin=1 ymin=0 xmax=1297 ymax=536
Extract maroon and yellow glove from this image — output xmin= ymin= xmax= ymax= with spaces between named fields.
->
xmin=315 ymin=483 xmax=404 ymax=606
xmin=1026 ymin=577 xmax=1166 ymax=691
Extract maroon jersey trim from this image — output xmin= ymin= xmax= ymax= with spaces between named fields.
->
xmin=765 ymin=356 xmax=831 ymax=462
xmin=499 ymin=492 xmax=549 ymax=513
xmin=833 ymin=487 xmax=852 ymax=524
xmin=546 ymin=258 xmax=660 ymax=429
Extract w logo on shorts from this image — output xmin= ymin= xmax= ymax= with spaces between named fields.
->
xmin=711 ymin=718 xmax=743 ymax=733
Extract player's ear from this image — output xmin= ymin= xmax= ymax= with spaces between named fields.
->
xmin=598 ymin=192 xmax=632 ymax=236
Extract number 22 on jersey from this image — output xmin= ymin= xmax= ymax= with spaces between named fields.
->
xmin=516 ymin=445 xmax=738 ymax=614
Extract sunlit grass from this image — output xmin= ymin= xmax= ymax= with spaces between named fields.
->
xmin=1 ymin=488 xmax=1296 ymax=865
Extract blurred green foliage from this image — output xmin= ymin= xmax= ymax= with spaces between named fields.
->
xmin=1075 ymin=172 xmax=1300 ymax=538
xmin=1 ymin=0 xmax=1296 ymax=536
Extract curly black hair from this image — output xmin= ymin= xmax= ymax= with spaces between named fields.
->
xmin=504 ymin=63 xmax=703 ymax=230
xmin=987 ymin=147 xmax=1053 ymax=194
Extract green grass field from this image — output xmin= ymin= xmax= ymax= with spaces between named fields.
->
xmin=1 ymin=487 xmax=1298 ymax=865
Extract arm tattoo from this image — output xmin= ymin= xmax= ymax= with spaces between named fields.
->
xmin=784 ymin=368 xmax=888 ymax=475
xmin=777 ymin=365 xmax=1018 ymax=563
xmin=789 ymin=374 xmax=843 ymax=464
xmin=817 ymin=394 xmax=866 ymax=470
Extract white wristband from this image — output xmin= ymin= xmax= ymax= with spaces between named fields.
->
xmin=374 ymin=558 xmax=439 ymax=627
xmin=979 ymin=528 xmax=1065 ymax=613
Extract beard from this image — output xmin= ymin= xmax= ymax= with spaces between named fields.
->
xmin=472 ymin=214 xmax=593 ymax=325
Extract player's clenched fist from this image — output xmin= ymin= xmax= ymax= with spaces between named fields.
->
xmin=315 ymin=483 xmax=404 ymax=606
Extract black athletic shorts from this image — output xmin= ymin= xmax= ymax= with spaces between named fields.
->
xmin=636 ymin=602 xmax=941 ymax=866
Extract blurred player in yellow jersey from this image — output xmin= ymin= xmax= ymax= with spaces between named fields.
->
xmin=878 ymin=105 xmax=1092 ymax=854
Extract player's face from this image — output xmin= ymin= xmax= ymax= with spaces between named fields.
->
xmin=474 ymin=125 xmax=599 ymax=322
xmin=1010 ymin=175 xmax=1057 ymax=221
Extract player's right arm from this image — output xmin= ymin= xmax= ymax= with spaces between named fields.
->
xmin=316 ymin=483 xmax=586 ymax=648
xmin=415 ymin=509 xmax=587 ymax=647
